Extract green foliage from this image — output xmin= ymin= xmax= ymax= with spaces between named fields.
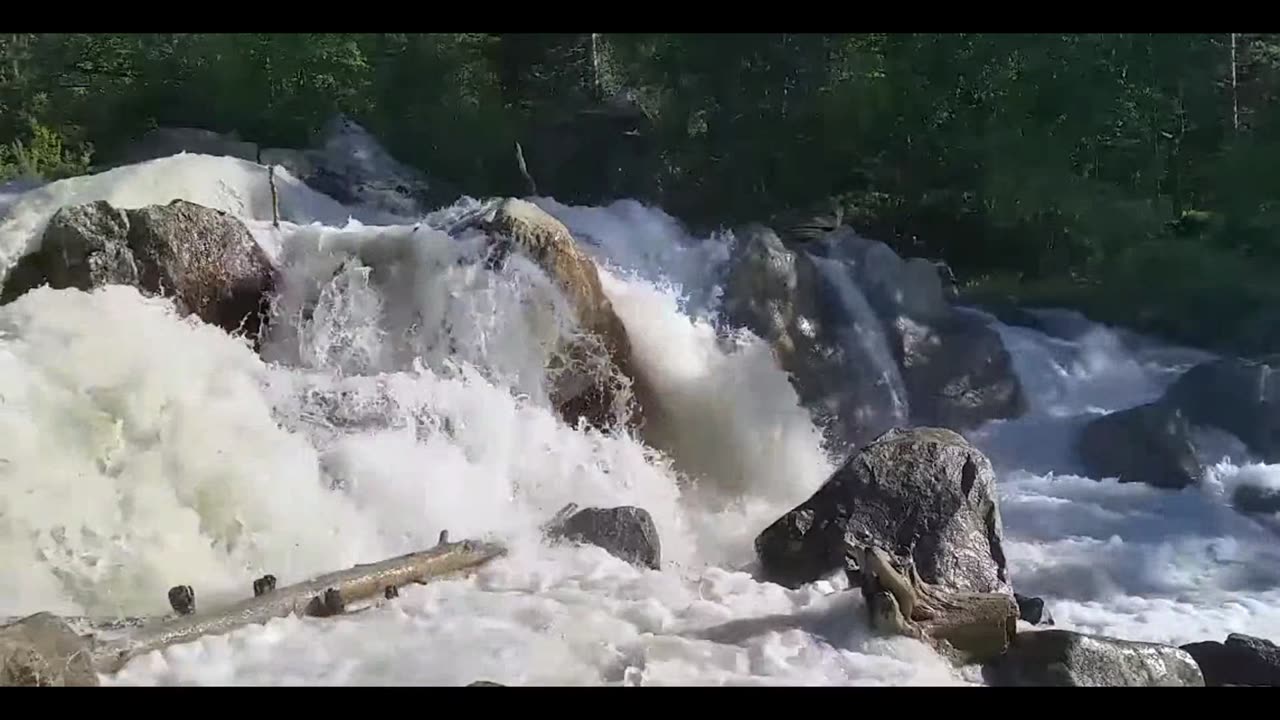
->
xmin=6 ymin=33 xmax=1280 ymax=354
xmin=0 ymin=120 xmax=92 ymax=181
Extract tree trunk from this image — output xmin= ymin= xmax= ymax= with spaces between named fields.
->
xmin=850 ymin=543 xmax=1018 ymax=665
xmin=589 ymin=33 xmax=602 ymax=100
xmin=1232 ymin=32 xmax=1241 ymax=132
xmin=1 ymin=536 xmax=507 ymax=684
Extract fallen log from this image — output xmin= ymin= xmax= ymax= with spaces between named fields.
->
xmin=1 ymin=535 xmax=507 ymax=685
xmin=849 ymin=543 xmax=1018 ymax=665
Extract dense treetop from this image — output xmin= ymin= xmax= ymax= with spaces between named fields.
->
xmin=4 ymin=33 xmax=1279 ymax=354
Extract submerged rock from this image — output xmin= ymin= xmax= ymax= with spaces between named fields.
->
xmin=0 ymin=613 xmax=98 ymax=687
xmin=1075 ymin=401 xmax=1203 ymax=489
xmin=545 ymin=504 xmax=662 ymax=570
xmin=1164 ymin=357 xmax=1280 ymax=462
xmin=987 ymin=629 xmax=1204 ymax=687
xmin=1181 ymin=633 xmax=1280 ymax=687
xmin=754 ymin=427 xmax=1011 ymax=595
xmin=1232 ymin=484 xmax=1280 ymax=516
xmin=1 ymin=199 xmax=276 ymax=341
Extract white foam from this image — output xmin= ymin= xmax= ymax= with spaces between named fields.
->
xmin=0 ymin=153 xmax=354 ymax=273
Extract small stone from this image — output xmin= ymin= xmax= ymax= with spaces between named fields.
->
xmin=253 ymin=575 xmax=277 ymax=597
xmin=1015 ymin=593 xmax=1054 ymax=625
xmin=168 ymin=585 xmax=196 ymax=616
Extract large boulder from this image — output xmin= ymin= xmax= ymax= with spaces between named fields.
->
xmin=460 ymin=198 xmax=652 ymax=431
xmin=1 ymin=199 xmax=276 ymax=341
xmin=892 ymin=311 xmax=1029 ymax=430
xmin=127 ymin=200 xmax=276 ymax=338
xmin=0 ymin=200 xmax=137 ymax=305
xmin=988 ymin=629 xmax=1204 ymax=686
xmin=722 ymin=225 xmax=908 ymax=450
xmin=754 ymin=427 xmax=1011 ymax=595
xmin=544 ymin=503 xmax=662 ymax=570
xmin=1075 ymin=402 xmax=1203 ymax=489
xmin=261 ymin=115 xmax=451 ymax=220
xmin=1163 ymin=357 xmax=1280 ymax=462
xmin=809 ymin=228 xmax=1026 ymax=431
xmin=1181 ymin=633 xmax=1280 ymax=687
xmin=0 ymin=613 xmax=99 ymax=687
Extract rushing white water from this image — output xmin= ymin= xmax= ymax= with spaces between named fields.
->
xmin=1 ymin=154 xmax=1278 ymax=686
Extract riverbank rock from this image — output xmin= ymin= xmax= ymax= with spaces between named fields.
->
xmin=987 ymin=629 xmax=1205 ymax=687
xmin=1014 ymin=593 xmax=1054 ymax=626
xmin=544 ymin=503 xmax=662 ymax=570
xmin=1 ymin=199 xmax=275 ymax=341
xmin=1164 ymin=357 xmax=1280 ymax=462
xmin=1181 ymin=633 xmax=1280 ymax=686
xmin=1075 ymin=402 xmax=1203 ymax=489
xmin=462 ymin=198 xmax=652 ymax=432
xmin=723 ymin=225 xmax=907 ymax=450
xmin=754 ymin=427 xmax=1011 ymax=595
xmin=0 ymin=613 xmax=98 ymax=687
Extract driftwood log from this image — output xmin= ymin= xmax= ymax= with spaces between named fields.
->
xmin=849 ymin=544 xmax=1018 ymax=665
xmin=1 ymin=535 xmax=507 ymax=685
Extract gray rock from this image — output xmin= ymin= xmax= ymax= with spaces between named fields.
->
xmin=545 ymin=505 xmax=662 ymax=570
xmin=0 ymin=199 xmax=276 ymax=342
xmin=0 ymin=200 xmax=137 ymax=303
xmin=811 ymin=227 xmax=1025 ymax=431
xmin=813 ymin=227 xmax=950 ymax=323
xmin=126 ymin=200 xmax=276 ymax=340
xmin=1181 ymin=633 xmax=1280 ymax=686
xmin=988 ymin=629 xmax=1204 ymax=687
xmin=1164 ymin=357 xmax=1280 ymax=462
xmin=754 ymin=427 xmax=1011 ymax=595
xmin=110 ymin=127 xmax=259 ymax=166
xmin=0 ymin=612 xmax=98 ymax=687
xmin=722 ymin=225 xmax=908 ymax=450
xmin=1014 ymin=593 xmax=1054 ymax=626
xmin=892 ymin=310 xmax=1029 ymax=431
xmin=1075 ymin=402 xmax=1203 ymax=489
